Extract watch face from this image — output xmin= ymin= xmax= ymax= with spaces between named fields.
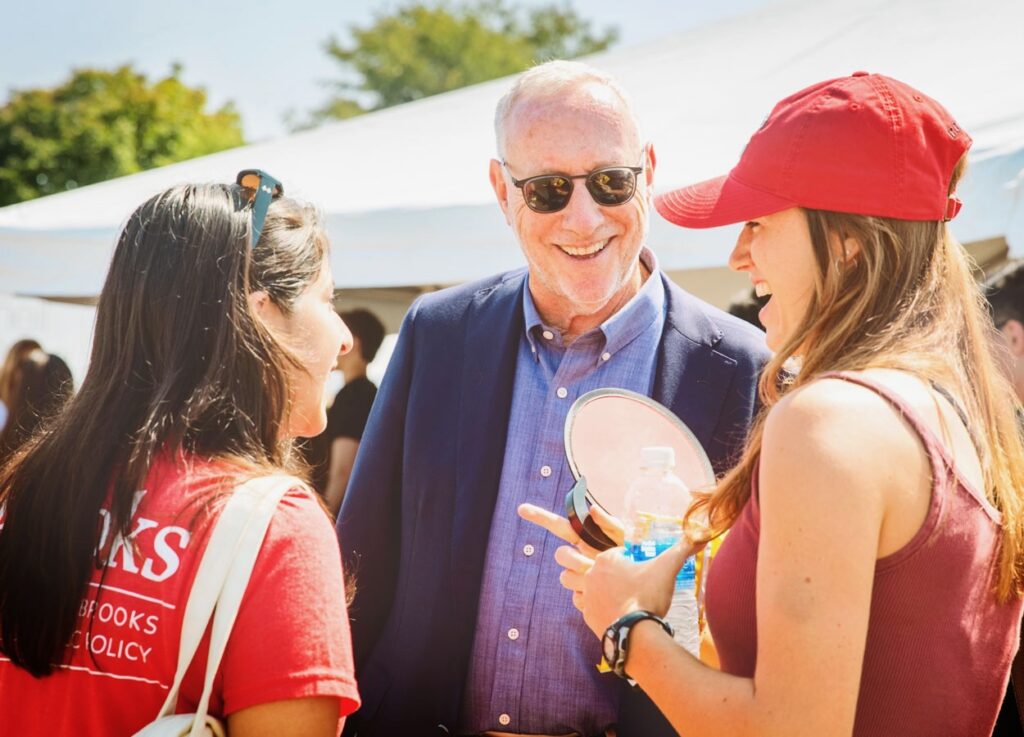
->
xmin=602 ymin=627 xmax=618 ymax=665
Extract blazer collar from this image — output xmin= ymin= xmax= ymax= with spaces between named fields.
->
xmin=653 ymin=274 xmax=734 ymax=460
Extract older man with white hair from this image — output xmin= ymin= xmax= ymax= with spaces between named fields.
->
xmin=338 ymin=60 xmax=769 ymax=737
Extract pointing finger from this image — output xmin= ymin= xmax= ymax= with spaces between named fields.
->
xmin=518 ymin=503 xmax=581 ymax=546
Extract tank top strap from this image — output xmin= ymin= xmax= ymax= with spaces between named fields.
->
xmin=928 ymin=380 xmax=984 ymax=455
xmin=817 ymin=371 xmax=956 ymax=474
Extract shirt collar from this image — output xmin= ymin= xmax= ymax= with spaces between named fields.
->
xmin=522 ymin=247 xmax=665 ymax=360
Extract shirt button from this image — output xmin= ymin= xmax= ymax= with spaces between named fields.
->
xmin=498 ymin=714 xmax=511 ymax=726
xmin=507 ymin=628 xmax=520 ymax=640
xmin=540 ymin=465 xmax=552 ymax=478
xmin=523 ymin=544 xmax=535 ymax=556
xmin=601 ymin=351 xmax=611 ymax=361
xmin=542 ymin=330 xmax=554 ymax=340
xmin=556 ymin=387 xmax=568 ymax=399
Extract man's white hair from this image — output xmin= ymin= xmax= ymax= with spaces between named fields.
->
xmin=494 ymin=60 xmax=643 ymax=159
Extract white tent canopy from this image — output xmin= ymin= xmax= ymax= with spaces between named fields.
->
xmin=1 ymin=0 xmax=1023 ymax=301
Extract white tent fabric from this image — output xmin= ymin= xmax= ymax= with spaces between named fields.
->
xmin=1 ymin=0 xmax=1023 ymax=297
xmin=0 ymin=295 xmax=96 ymax=382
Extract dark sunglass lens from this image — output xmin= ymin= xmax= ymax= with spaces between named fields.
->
xmin=525 ymin=175 xmax=572 ymax=213
xmin=239 ymin=172 xmax=261 ymax=190
xmin=586 ymin=168 xmax=636 ymax=205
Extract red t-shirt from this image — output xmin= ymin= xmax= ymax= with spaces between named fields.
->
xmin=0 ymin=454 xmax=360 ymax=735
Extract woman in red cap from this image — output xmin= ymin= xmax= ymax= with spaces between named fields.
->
xmin=522 ymin=73 xmax=1024 ymax=736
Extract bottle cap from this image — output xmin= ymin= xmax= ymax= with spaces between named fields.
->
xmin=640 ymin=446 xmax=675 ymax=469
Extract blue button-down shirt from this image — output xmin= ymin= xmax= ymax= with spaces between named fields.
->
xmin=461 ymin=248 xmax=666 ymax=735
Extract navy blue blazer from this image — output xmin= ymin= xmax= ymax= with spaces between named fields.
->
xmin=337 ymin=268 xmax=769 ymax=737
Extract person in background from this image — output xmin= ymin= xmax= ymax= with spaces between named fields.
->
xmin=526 ymin=73 xmax=1024 ymax=737
xmin=0 ymin=348 xmax=73 ymax=464
xmin=0 ymin=338 xmax=43 ymax=432
xmin=0 ymin=172 xmax=360 ymax=736
xmin=323 ymin=308 xmax=384 ymax=515
xmin=337 ymin=60 xmax=769 ymax=737
xmin=986 ymin=259 xmax=1024 ymax=405
xmin=984 ymin=257 xmax=1024 ymax=736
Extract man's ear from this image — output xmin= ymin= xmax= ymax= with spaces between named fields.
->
xmin=490 ymin=158 xmax=512 ymax=225
xmin=1001 ymin=319 xmax=1024 ymax=357
xmin=644 ymin=142 xmax=656 ymax=190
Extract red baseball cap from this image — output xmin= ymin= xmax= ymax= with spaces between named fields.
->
xmin=655 ymin=72 xmax=971 ymax=228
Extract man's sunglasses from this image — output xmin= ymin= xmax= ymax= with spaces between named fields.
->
xmin=236 ymin=169 xmax=284 ymax=248
xmin=502 ymin=159 xmax=645 ymax=214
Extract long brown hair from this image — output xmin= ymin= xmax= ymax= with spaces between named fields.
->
xmin=0 ymin=182 xmax=329 ymax=676
xmin=689 ymin=158 xmax=1024 ymax=601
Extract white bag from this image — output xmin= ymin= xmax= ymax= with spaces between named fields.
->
xmin=133 ymin=475 xmax=300 ymax=737
xmin=133 ymin=714 xmax=226 ymax=737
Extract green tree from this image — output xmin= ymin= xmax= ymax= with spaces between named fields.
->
xmin=302 ymin=0 xmax=617 ymax=128
xmin=0 ymin=64 xmax=244 ymax=207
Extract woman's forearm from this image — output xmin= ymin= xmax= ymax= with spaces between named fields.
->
xmin=626 ymin=620 xmax=758 ymax=737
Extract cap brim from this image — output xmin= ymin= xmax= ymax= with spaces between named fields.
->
xmin=655 ymin=173 xmax=798 ymax=229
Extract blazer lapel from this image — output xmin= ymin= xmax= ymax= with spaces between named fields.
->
xmin=653 ymin=276 xmax=739 ymax=475
xmin=450 ymin=272 xmax=526 ymax=616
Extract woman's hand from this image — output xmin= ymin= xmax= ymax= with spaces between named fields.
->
xmin=577 ymin=540 xmax=693 ymax=637
xmin=518 ymin=503 xmax=697 ymax=637
xmin=517 ymin=502 xmax=623 ymax=559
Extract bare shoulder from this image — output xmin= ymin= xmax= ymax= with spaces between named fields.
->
xmin=768 ymin=373 xmax=916 ymax=446
xmin=763 ymin=372 xmax=925 ymax=497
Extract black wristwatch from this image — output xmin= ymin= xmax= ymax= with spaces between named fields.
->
xmin=602 ymin=610 xmax=674 ymax=684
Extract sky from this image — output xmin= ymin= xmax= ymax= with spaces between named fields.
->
xmin=1 ymin=0 xmax=772 ymax=142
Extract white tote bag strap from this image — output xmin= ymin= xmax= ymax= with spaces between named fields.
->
xmin=186 ymin=476 xmax=296 ymax=736
xmin=154 ymin=474 xmax=299 ymax=732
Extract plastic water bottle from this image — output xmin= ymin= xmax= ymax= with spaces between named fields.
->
xmin=623 ymin=446 xmax=699 ymax=657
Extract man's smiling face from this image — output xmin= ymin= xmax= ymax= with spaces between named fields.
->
xmin=493 ymin=84 xmax=653 ymax=329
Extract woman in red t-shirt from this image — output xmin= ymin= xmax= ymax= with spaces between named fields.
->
xmin=523 ymin=74 xmax=1024 ymax=736
xmin=0 ymin=172 xmax=360 ymax=735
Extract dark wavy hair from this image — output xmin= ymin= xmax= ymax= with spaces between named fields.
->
xmin=0 ymin=182 xmax=328 ymax=676
xmin=0 ymin=339 xmax=42 ymax=407
xmin=0 ymin=350 xmax=73 ymax=463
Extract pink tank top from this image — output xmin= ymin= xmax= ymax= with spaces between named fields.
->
xmin=704 ymin=372 xmax=1023 ymax=736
